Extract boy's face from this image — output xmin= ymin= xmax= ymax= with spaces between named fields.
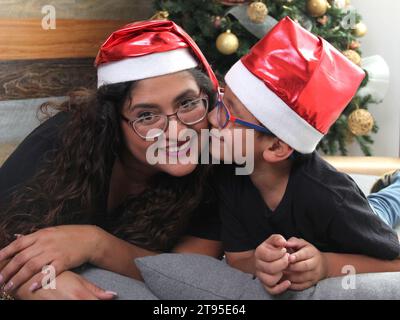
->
xmin=208 ymin=85 xmax=271 ymax=163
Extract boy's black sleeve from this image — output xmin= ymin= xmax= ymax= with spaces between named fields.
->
xmin=326 ymin=189 xmax=400 ymax=260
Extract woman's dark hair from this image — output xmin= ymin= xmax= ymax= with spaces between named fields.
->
xmin=0 ymin=68 xmax=216 ymax=251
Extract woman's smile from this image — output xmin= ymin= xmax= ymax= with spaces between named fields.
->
xmin=159 ymin=139 xmax=192 ymax=157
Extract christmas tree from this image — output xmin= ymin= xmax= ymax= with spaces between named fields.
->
xmin=153 ymin=0 xmax=383 ymax=156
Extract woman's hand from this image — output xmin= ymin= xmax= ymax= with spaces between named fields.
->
xmin=283 ymin=237 xmax=328 ymax=291
xmin=0 ymin=225 xmax=102 ymax=294
xmin=14 ymin=271 xmax=117 ymax=300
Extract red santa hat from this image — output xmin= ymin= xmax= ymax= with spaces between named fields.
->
xmin=95 ymin=20 xmax=218 ymax=90
xmin=225 ymin=17 xmax=366 ymax=154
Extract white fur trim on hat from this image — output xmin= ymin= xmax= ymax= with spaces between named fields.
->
xmin=225 ymin=60 xmax=323 ymax=154
xmin=97 ymin=48 xmax=198 ymax=88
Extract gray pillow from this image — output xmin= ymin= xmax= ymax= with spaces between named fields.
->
xmin=76 ymin=265 xmax=158 ymax=300
xmin=136 ymin=253 xmax=400 ymax=300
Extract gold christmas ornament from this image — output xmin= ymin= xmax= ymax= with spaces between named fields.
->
xmin=347 ymin=109 xmax=374 ymax=136
xmin=247 ymin=1 xmax=269 ymax=24
xmin=353 ymin=21 xmax=368 ymax=37
xmin=216 ymin=30 xmax=239 ymax=55
xmin=150 ymin=10 xmax=169 ymax=20
xmin=342 ymin=49 xmax=361 ymax=66
xmin=307 ymin=0 xmax=330 ymax=17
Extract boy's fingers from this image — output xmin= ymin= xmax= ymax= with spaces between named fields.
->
xmin=285 ymin=237 xmax=308 ymax=250
xmin=256 ymin=245 xmax=287 ymax=262
xmin=256 ymin=270 xmax=282 ymax=288
xmin=265 ymin=280 xmax=291 ymax=296
xmin=287 ymin=257 xmax=317 ymax=272
xmin=256 ymin=253 xmax=290 ymax=274
xmin=289 ymin=281 xmax=314 ymax=291
xmin=265 ymin=234 xmax=287 ymax=248
xmin=289 ymin=246 xmax=314 ymax=264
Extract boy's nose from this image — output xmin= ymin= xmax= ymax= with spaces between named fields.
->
xmin=207 ymin=108 xmax=218 ymax=129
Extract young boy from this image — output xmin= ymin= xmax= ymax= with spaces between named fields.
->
xmin=208 ymin=17 xmax=400 ymax=295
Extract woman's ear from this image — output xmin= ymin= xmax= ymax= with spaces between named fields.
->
xmin=262 ymin=137 xmax=294 ymax=163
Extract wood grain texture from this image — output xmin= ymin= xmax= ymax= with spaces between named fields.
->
xmin=0 ymin=0 xmax=153 ymax=20
xmin=0 ymin=58 xmax=95 ymax=100
xmin=0 ymin=19 xmax=133 ymax=60
xmin=324 ymin=156 xmax=400 ymax=176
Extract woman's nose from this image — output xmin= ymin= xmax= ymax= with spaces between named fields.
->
xmin=165 ymin=117 xmax=186 ymax=141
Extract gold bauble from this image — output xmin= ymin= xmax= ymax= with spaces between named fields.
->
xmin=342 ymin=49 xmax=361 ymax=66
xmin=150 ymin=10 xmax=169 ymax=20
xmin=347 ymin=109 xmax=374 ymax=136
xmin=216 ymin=30 xmax=239 ymax=55
xmin=353 ymin=21 xmax=368 ymax=37
xmin=307 ymin=0 xmax=330 ymax=17
xmin=247 ymin=1 xmax=268 ymax=24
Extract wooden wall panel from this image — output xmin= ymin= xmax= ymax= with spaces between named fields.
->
xmin=0 ymin=0 xmax=154 ymax=20
xmin=0 ymin=58 xmax=96 ymax=100
xmin=0 ymin=19 xmax=133 ymax=60
xmin=0 ymin=0 xmax=153 ymax=105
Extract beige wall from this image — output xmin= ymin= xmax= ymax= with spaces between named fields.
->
xmin=348 ymin=0 xmax=400 ymax=157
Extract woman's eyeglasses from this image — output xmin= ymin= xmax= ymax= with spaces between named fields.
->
xmin=120 ymin=96 xmax=209 ymax=140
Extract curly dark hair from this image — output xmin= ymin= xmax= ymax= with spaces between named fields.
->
xmin=0 ymin=68 xmax=217 ymax=252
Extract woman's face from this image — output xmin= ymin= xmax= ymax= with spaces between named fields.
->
xmin=120 ymin=70 xmax=209 ymax=177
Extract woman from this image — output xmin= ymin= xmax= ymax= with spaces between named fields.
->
xmin=0 ymin=20 xmax=222 ymax=299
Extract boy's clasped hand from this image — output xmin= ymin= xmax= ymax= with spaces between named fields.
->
xmin=254 ymin=235 xmax=328 ymax=295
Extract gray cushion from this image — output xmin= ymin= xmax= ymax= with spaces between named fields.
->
xmin=76 ymin=265 xmax=158 ymax=300
xmin=136 ymin=253 xmax=400 ymax=300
